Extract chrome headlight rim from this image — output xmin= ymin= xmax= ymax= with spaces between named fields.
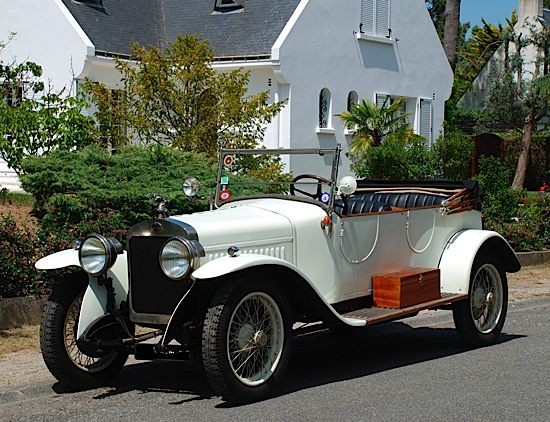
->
xmin=78 ymin=234 xmax=121 ymax=276
xmin=159 ymin=236 xmax=203 ymax=280
xmin=183 ymin=177 xmax=201 ymax=198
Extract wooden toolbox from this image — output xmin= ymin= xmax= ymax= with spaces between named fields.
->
xmin=372 ymin=268 xmax=441 ymax=309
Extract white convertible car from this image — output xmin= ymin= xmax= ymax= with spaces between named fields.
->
xmin=36 ymin=146 xmax=520 ymax=402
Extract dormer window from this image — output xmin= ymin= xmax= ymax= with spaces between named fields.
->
xmin=72 ymin=0 xmax=104 ymax=11
xmin=73 ymin=0 xmax=103 ymax=5
xmin=213 ymin=0 xmax=244 ymax=13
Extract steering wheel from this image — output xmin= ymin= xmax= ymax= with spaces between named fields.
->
xmin=289 ymin=174 xmax=330 ymax=200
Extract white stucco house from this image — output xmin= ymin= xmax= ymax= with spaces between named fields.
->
xmin=1 ymin=0 xmax=452 ymax=189
xmin=459 ymin=0 xmax=547 ymax=110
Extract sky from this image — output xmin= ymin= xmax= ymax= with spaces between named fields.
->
xmin=461 ymin=0 xmax=518 ymax=28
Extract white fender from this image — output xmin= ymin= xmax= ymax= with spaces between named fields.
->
xmin=35 ymin=248 xmax=130 ymax=340
xmin=35 ymin=249 xmax=80 ymax=270
xmin=192 ymin=254 xmax=366 ymax=327
xmin=439 ymin=230 xmax=518 ymax=294
xmin=76 ymin=251 xmax=130 ymax=339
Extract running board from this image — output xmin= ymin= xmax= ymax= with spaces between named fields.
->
xmin=342 ymin=293 xmax=467 ymax=326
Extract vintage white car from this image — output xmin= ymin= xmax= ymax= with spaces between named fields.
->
xmin=36 ymin=146 xmax=520 ymax=402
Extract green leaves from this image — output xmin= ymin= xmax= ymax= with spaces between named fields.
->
xmin=350 ymin=130 xmax=473 ymax=182
xmin=0 ymin=59 xmax=98 ymax=174
xmin=84 ymin=35 xmax=283 ymax=157
xmin=19 ymin=146 xmax=271 ymax=243
xmin=337 ymin=97 xmax=410 ymax=154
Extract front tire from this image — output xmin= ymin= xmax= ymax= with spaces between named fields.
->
xmin=452 ymin=250 xmax=508 ymax=347
xmin=40 ymin=272 xmax=129 ymax=390
xmin=202 ymin=279 xmax=292 ymax=402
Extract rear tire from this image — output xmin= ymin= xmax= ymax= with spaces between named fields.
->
xmin=202 ymin=279 xmax=292 ymax=403
xmin=40 ymin=272 xmax=129 ymax=390
xmin=452 ymin=249 xmax=508 ymax=347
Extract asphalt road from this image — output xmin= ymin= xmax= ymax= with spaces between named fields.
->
xmin=1 ymin=297 xmax=549 ymax=422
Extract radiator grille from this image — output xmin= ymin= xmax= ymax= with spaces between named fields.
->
xmin=128 ymin=236 xmax=189 ymax=315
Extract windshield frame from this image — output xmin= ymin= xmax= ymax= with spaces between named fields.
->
xmin=215 ymin=146 xmax=342 ymax=213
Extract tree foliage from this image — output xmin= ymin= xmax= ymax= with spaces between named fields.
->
xmin=481 ymin=21 xmax=550 ymax=188
xmin=350 ymin=130 xmax=473 ymax=182
xmin=84 ymin=36 xmax=283 ymax=157
xmin=0 ymin=54 xmax=97 ymax=174
xmin=337 ymin=97 xmax=410 ymax=154
xmin=425 ymin=0 xmax=446 ymax=39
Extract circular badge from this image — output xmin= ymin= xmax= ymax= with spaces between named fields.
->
xmin=223 ymin=155 xmax=234 ymax=168
xmin=219 ymin=190 xmax=232 ymax=201
xmin=320 ymin=192 xmax=331 ymax=204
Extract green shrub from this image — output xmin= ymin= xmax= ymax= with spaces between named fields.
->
xmin=20 ymin=145 xmax=267 ymax=243
xmin=350 ymin=132 xmax=433 ymax=180
xmin=490 ymin=194 xmax=550 ymax=251
xmin=430 ymin=131 xmax=473 ymax=180
xmin=0 ymin=216 xmax=69 ymax=297
xmin=474 ymin=156 xmax=550 ymax=251
xmin=474 ymin=156 xmax=518 ymax=224
xmin=0 ymin=216 xmax=38 ymax=297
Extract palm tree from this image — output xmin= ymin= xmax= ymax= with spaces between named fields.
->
xmin=337 ymin=97 xmax=410 ymax=154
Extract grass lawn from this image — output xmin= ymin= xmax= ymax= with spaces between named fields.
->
xmin=0 ymin=190 xmax=34 ymax=206
xmin=0 ymin=325 xmax=40 ymax=358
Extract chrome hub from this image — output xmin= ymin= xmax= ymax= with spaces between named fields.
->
xmin=253 ymin=331 xmax=268 ymax=347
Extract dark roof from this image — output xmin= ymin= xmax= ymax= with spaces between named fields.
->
xmin=61 ymin=0 xmax=301 ymax=58
xmin=61 ymin=0 xmax=161 ymax=55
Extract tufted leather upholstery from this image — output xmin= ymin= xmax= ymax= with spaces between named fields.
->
xmin=339 ymin=199 xmax=392 ymax=215
xmin=335 ymin=191 xmax=448 ymax=216
xmin=357 ymin=192 xmax=446 ymax=208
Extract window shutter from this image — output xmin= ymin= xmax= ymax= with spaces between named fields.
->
xmin=376 ymin=94 xmax=388 ymax=108
xmin=396 ymin=98 xmax=406 ymax=117
xmin=419 ymin=99 xmax=432 ymax=143
xmin=376 ymin=0 xmax=390 ymax=37
xmin=361 ymin=0 xmax=375 ymax=35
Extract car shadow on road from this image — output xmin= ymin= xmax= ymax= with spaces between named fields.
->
xmin=52 ymin=321 xmax=523 ymax=406
xmin=277 ymin=323 xmax=522 ymax=400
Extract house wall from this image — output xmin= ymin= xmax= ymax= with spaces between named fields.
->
xmin=0 ymin=0 xmax=93 ymax=95
xmin=273 ymin=0 xmax=453 ymax=177
xmin=0 ymin=0 xmax=94 ymax=191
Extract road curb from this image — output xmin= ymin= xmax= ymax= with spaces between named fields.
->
xmin=516 ymin=250 xmax=550 ymax=267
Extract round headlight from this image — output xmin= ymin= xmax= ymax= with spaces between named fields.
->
xmin=183 ymin=178 xmax=201 ymax=197
xmin=159 ymin=237 xmax=203 ymax=280
xmin=79 ymin=234 xmax=121 ymax=276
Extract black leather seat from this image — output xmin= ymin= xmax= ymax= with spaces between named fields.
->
xmin=358 ymin=192 xmax=446 ymax=208
xmin=341 ymin=199 xmax=392 ymax=215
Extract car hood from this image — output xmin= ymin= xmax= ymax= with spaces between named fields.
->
xmin=169 ymin=200 xmax=295 ymax=249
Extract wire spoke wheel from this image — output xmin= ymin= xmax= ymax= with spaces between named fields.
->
xmin=227 ymin=292 xmax=284 ymax=386
xmin=63 ymin=293 xmax=118 ymax=373
xmin=40 ymin=272 xmax=129 ymax=389
xmin=470 ymin=264 xmax=503 ymax=334
xmin=452 ymin=250 xmax=508 ymax=348
xmin=202 ymin=280 xmax=292 ymax=402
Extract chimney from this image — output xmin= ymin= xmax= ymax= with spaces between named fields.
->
xmin=518 ymin=0 xmax=543 ymax=26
